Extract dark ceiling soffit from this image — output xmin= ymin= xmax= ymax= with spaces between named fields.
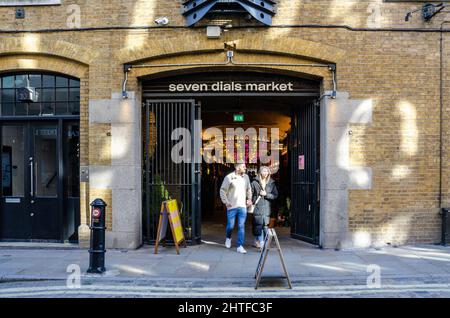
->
xmin=182 ymin=0 xmax=277 ymax=26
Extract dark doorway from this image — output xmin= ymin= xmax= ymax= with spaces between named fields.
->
xmin=200 ymin=97 xmax=292 ymax=242
xmin=141 ymin=70 xmax=321 ymax=246
xmin=198 ymin=96 xmax=319 ymax=245
xmin=0 ymin=121 xmax=80 ymax=241
xmin=0 ymin=72 xmax=81 ymax=242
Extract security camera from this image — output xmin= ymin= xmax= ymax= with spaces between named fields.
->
xmin=155 ymin=17 xmax=169 ymax=26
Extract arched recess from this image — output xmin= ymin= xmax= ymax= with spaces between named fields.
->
xmin=0 ymin=54 xmax=88 ymax=164
xmin=0 ymin=53 xmax=90 ymax=240
xmin=116 ymin=33 xmax=345 ymax=66
xmin=115 ymin=33 xmax=349 ymax=248
xmin=117 ymin=34 xmax=345 ymax=93
xmin=0 ymin=37 xmax=97 ymax=66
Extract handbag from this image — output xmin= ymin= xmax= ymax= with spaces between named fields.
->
xmin=248 ymin=181 xmax=267 ymax=214
xmin=248 ymin=195 xmax=262 ymax=214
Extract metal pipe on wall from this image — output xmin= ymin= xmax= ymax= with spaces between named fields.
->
xmin=439 ymin=21 xmax=450 ymax=211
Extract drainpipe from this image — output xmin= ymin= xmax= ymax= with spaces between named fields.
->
xmin=123 ymin=64 xmax=132 ymax=99
xmin=439 ymin=21 xmax=450 ymax=211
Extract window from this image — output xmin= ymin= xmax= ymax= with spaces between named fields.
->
xmin=0 ymin=73 xmax=80 ymax=117
xmin=1 ymin=126 xmax=25 ymax=197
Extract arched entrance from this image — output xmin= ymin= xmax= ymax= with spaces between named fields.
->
xmin=141 ymin=69 xmax=321 ymax=246
xmin=0 ymin=71 xmax=81 ymax=242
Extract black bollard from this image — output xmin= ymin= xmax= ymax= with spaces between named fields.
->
xmin=443 ymin=208 xmax=449 ymax=246
xmin=87 ymin=198 xmax=107 ymax=274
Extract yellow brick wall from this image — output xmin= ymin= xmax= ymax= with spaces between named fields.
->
xmin=0 ymin=1 xmax=443 ymax=30
xmin=88 ymin=123 xmax=111 ymax=166
xmin=0 ymin=0 xmax=449 ymax=245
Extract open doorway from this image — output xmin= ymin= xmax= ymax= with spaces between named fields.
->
xmin=198 ymin=96 xmax=316 ymax=247
xmin=141 ymin=70 xmax=321 ymax=247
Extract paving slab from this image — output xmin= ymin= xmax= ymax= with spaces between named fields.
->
xmin=0 ymin=234 xmax=449 ymax=291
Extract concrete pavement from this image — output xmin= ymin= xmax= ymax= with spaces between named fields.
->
xmin=0 ymin=226 xmax=449 ymax=297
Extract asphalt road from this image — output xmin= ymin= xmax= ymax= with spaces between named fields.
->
xmin=1 ymin=278 xmax=449 ymax=298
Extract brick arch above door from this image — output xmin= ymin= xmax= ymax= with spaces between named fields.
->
xmin=116 ymin=33 xmax=346 ymax=66
xmin=0 ymin=37 xmax=97 ymax=66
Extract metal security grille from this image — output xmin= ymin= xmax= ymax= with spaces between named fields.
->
xmin=290 ymin=101 xmax=320 ymax=244
xmin=143 ymin=100 xmax=201 ymax=244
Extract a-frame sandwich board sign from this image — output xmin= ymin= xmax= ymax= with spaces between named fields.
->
xmin=154 ymin=199 xmax=187 ymax=255
xmin=255 ymin=228 xmax=293 ymax=289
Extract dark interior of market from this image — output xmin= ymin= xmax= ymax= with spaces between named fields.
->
xmin=199 ymin=96 xmax=297 ymax=242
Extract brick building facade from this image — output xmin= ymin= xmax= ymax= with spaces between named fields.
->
xmin=0 ymin=0 xmax=448 ymax=249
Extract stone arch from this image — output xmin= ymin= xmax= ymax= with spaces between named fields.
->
xmin=117 ymin=33 xmax=345 ymax=93
xmin=116 ymin=33 xmax=345 ymax=65
xmin=0 ymin=55 xmax=89 ymax=168
xmin=113 ymin=33 xmax=356 ymax=249
xmin=0 ymin=37 xmax=97 ymax=66
xmin=0 ymin=54 xmax=90 ymax=228
xmin=0 ymin=54 xmax=88 ymax=79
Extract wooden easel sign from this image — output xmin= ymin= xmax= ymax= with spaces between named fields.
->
xmin=154 ymin=199 xmax=187 ymax=255
xmin=255 ymin=228 xmax=293 ymax=289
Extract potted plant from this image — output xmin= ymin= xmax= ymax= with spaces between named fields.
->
xmin=276 ymin=197 xmax=291 ymax=227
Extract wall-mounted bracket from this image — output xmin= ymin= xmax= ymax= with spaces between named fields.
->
xmin=182 ymin=0 xmax=277 ymax=26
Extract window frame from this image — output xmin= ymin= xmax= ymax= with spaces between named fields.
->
xmin=0 ymin=72 xmax=80 ymax=119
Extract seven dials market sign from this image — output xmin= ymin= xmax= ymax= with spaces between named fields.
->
xmin=169 ymin=81 xmax=295 ymax=93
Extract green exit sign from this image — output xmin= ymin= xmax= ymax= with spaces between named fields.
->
xmin=234 ymin=114 xmax=244 ymax=122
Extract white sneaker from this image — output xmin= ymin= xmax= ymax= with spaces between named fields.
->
xmin=225 ymin=238 xmax=231 ymax=249
xmin=236 ymin=246 xmax=247 ymax=254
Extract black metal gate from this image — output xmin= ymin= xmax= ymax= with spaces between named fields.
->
xmin=143 ymin=99 xmax=201 ymax=244
xmin=290 ymin=100 xmax=320 ymax=244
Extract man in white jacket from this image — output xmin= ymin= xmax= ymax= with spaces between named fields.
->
xmin=219 ymin=163 xmax=252 ymax=254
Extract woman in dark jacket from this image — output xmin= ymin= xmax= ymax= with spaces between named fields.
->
xmin=251 ymin=166 xmax=278 ymax=249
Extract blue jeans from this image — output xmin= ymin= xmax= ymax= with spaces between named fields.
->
xmin=253 ymin=215 xmax=269 ymax=243
xmin=226 ymin=207 xmax=247 ymax=247
xmin=256 ymin=233 xmax=264 ymax=243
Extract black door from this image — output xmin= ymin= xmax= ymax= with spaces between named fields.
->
xmin=29 ymin=124 xmax=60 ymax=240
xmin=290 ymin=101 xmax=320 ymax=244
xmin=0 ymin=122 xmax=63 ymax=241
xmin=0 ymin=124 xmax=30 ymax=239
xmin=63 ymin=122 xmax=81 ymax=242
xmin=143 ymin=99 xmax=202 ymax=244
